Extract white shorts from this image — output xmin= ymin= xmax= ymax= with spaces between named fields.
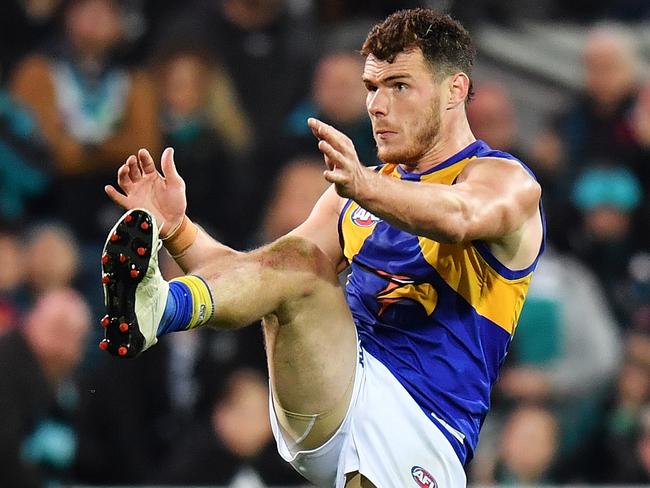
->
xmin=270 ymin=346 xmax=467 ymax=487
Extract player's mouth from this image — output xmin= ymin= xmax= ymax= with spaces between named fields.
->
xmin=375 ymin=130 xmax=398 ymax=140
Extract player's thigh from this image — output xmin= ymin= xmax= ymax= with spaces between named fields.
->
xmin=262 ymin=274 xmax=358 ymax=417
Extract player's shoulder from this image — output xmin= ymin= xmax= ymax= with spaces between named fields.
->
xmin=315 ymin=184 xmax=347 ymax=214
xmin=469 ymin=155 xmax=525 ymax=171
xmin=459 ymin=157 xmax=541 ymax=204
xmin=465 ymin=154 xmax=537 ymax=183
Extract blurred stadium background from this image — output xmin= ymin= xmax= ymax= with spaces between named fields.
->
xmin=0 ymin=0 xmax=649 ymax=486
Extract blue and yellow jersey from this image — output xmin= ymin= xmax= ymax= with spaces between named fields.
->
xmin=338 ymin=140 xmax=545 ymax=464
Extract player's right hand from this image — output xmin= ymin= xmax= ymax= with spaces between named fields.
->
xmin=105 ymin=147 xmax=187 ymax=237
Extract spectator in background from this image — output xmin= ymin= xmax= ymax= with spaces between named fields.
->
xmin=20 ymin=223 xmax=80 ymax=305
xmin=0 ymin=0 xmax=64 ymax=83
xmin=260 ymin=156 xmax=330 ymax=243
xmin=283 ymin=50 xmax=376 ymax=166
xmin=0 ymin=227 xmax=24 ymax=334
xmin=467 ymin=82 xmax=521 ymax=156
xmin=154 ymin=45 xmax=244 ymax=246
xmin=498 ymin=247 xmax=622 ymax=405
xmin=75 ymin=339 xmax=188 ymax=485
xmin=636 ymin=407 xmax=650 ymax=483
xmin=632 ymin=77 xmax=650 ymax=131
xmin=8 ymin=223 xmax=85 ymax=312
xmin=569 ymin=165 xmax=643 ymax=327
xmin=536 ymin=24 xmax=645 ymax=188
xmin=627 ymin=299 xmax=650 ymax=370
xmin=0 ymin=80 xmax=52 ymax=225
xmin=532 ymin=22 xmax=649 ymax=258
xmin=630 ymin=79 xmax=650 ymax=247
xmin=153 ymin=368 xmax=304 ymax=486
xmin=164 ymin=0 xmax=316 ymax=225
xmin=109 ymin=0 xmax=186 ymax=66
xmin=205 ymin=0 xmax=315 ymax=154
xmin=11 ymin=0 xmax=160 ymax=243
xmin=75 ymin=331 xmax=269 ymax=484
xmin=493 ymin=405 xmax=561 ymax=485
xmin=581 ymin=350 xmax=650 ymax=483
xmin=631 ymin=78 xmax=650 ymax=152
xmin=0 ymin=288 xmax=90 ymax=488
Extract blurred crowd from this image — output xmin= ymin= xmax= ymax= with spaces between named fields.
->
xmin=0 ymin=0 xmax=649 ymax=486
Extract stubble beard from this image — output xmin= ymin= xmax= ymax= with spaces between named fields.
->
xmin=376 ymin=100 xmax=441 ymax=166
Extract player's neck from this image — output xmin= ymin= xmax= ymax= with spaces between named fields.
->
xmin=402 ymin=119 xmax=475 ymax=174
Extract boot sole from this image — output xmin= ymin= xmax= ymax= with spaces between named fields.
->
xmin=100 ymin=209 xmax=154 ymax=358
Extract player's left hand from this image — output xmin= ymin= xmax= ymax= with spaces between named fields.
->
xmin=308 ymin=117 xmax=373 ymax=199
xmin=105 ymin=147 xmax=187 ymax=237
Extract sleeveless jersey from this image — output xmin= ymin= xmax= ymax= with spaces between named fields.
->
xmin=338 ymin=140 xmax=545 ymax=464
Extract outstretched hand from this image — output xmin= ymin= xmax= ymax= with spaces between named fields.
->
xmin=105 ymin=147 xmax=187 ymax=237
xmin=308 ymin=117 xmax=373 ymax=199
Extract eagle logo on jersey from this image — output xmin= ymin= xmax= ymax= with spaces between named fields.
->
xmin=411 ymin=466 xmax=438 ymax=488
xmin=373 ymin=269 xmax=438 ymax=317
xmin=351 ymin=207 xmax=381 ymax=227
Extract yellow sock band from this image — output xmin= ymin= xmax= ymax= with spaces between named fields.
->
xmin=170 ymin=275 xmax=214 ymax=329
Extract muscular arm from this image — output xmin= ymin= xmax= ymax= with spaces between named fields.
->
xmin=176 ymin=152 xmax=538 ymax=275
xmin=357 ymin=157 xmax=541 ymax=243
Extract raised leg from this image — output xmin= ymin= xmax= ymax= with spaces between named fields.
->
xmin=192 ymin=235 xmax=358 ymax=448
xmin=102 ymin=209 xmax=358 ymax=450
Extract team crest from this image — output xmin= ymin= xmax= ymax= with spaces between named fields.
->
xmin=411 ymin=466 xmax=438 ymax=488
xmin=351 ymin=207 xmax=381 ymax=227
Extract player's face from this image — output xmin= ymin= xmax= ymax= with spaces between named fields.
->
xmin=363 ymin=49 xmax=444 ymax=166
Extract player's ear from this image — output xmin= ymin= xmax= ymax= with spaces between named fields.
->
xmin=447 ymin=72 xmax=470 ymax=108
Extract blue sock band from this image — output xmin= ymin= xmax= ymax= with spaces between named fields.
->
xmin=157 ymin=281 xmax=193 ymax=336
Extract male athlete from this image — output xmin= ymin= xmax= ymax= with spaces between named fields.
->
xmin=100 ymin=9 xmax=543 ymax=488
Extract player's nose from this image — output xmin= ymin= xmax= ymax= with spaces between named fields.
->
xmin=367 ymin=89 xmax=389 ymax=117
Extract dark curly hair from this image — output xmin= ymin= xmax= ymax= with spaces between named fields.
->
xmin=361 ymin=8 xmax=475 ymax=100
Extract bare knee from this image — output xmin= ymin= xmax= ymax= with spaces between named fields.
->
xmin=262 ymin=235 xmax=338 ymax=287
xmin=258 ymin=236 xmax=340 ymax=325
xmin=198 ymin=236 xmax=339 ymax=328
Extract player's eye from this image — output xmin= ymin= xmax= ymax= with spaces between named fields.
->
xmin=395 ymin=83 xmax=408 ymax=92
